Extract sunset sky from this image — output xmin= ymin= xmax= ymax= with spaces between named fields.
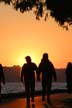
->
xmin=0 ymin=3 xmax=72 ymax=68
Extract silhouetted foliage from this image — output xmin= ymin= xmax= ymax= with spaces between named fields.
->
xmin=0 ymin=0 xmax=72 ymax=29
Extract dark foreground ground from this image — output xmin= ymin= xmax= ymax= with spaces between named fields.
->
xmin=0 ymin=90 xmax=72 ymax=108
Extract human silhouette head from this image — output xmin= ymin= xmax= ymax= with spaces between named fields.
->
xmin=25 ymin=56 xmax=31 ymax=63
xmin=43 ymin=53 xmax=48 ymax=60
xmin=68 ymin=62 xmax=72 ymax=65
xmin=0 ymin=64 xmax=2 ymax=68
xmin=67 ymin=62 xmax=72 ymax=68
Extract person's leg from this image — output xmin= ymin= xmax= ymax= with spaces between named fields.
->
xmin=0 ymin=84 xmax=1 ymax=102
xmin=42 ymin=81 xmax=46 ymax=101
xmin=67 ymin=81 xmax=72 ymax=93
xmin=25 ymin=81 xmax=30 ymax=105
xmin=31 ymin=80 xmax=35 ymax=102
xmin=47 ymin=82 xmax=51 ymax=104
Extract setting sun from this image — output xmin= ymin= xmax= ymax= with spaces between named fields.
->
xmin=17 ymin=50 xmax=42 ymax=66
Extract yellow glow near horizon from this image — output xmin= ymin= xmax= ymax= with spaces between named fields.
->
xmin=18 ymin=51 xmax=41 ymax=66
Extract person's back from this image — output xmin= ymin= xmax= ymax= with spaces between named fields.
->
xmin=21 ymin=62 xmax=36 ymax=82
xmin=66 ymin=62 xmax=72 ymax=93
xmin=21 ymin=56 xmax=37 ymax=106
xmin=38 ymin=53 xmax=57 ymax=103
xmin=38 ymin=53 xmax=57 ymax=82
xmin=0 ymin=64 xmax=5 ymax=102
xmin=0 ymin=64 xmax=5 ymax=84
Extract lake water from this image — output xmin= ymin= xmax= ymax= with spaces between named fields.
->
xmin=1 ymin=81 xmax=67 ymax=94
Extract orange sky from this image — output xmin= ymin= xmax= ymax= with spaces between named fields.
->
xmin=0 ymin=3 xmax=72 ymax=68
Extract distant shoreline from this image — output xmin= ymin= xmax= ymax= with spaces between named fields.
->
xmin=4 ymin=66 xmax=66 ymax=82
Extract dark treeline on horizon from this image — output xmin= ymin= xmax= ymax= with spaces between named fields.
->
xmin=3 ymin=65 xmax=65 ymax=70
xmin=3 ymin=66 xmax=66 ymax=82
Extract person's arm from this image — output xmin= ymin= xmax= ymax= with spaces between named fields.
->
xmin=51 ymin=62 xmax=57 ymax=81
xmin=1 ymin=67 xmax=5 ymax=84
xmin=53 ymin=69 xmax=57 ymax=82
xmin=21 ymin=65 xmax=24 ymax=82
xmin=37 ymin=63 xmax=42 ymax=81
xmin=33 ymin=63 xmax=40 ymax=81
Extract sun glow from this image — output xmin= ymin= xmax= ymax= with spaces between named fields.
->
xmin=18 ymin=51 xmax=41 ymax=66
xmin=1 ymin=3 xmax=72 ymax=68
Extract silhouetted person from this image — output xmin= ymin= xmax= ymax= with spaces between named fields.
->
xmin=38 ymin=53 xmax=57 ymax=103
xmin=0 ymin=64 xmax=5 ymax=102
xmin=21 ymin=56 xmax=38 ymax=106
xmin=65 ymin=62 xmax=72 ymax=93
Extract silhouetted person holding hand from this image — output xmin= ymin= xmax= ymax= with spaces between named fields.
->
xmin=38 ymin=53 xmax=57 ymax=104
xmin=0 ymin=64 xmax=5 ymax=102
xmin=21 ymin=56 xmax=38 ymax=107
xmin=65 ymin=62 xmax=72 ymax=93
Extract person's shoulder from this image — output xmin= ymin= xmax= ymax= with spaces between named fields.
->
xmin=48 ymin=59 xmax=52 ymax=64
xmin=31 ymin=62 xmax=36 ymax=65
xmin=32 ymin=62 xmax=37 ymax=66
xmin=0 ymin=64 xmax=3 ymax=68
xmin=22 ymin=63 xmax=27 ymax=67
xmin=48 ymin=60 xmax=54 ymax=66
